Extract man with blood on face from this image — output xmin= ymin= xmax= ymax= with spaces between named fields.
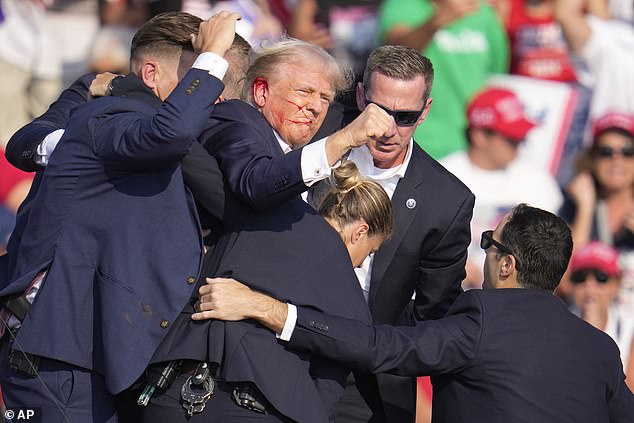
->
xmin=197 ymin=37 xmax=397 ymax=212
xmin=252 ymin=60 xmax=335 ymax=149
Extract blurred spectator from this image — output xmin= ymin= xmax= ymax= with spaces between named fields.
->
xmin=188 ymin=0 xmax=283 ymax=47
xmin=555 ymin=0 xmax=634 ymax=123
xmin=378 ymin=0 xmax=509 ymax=159
xmin=0 ymin=0 xmax=100 ymax=147
xmin=89 ymin=0 xmax=148 ymax=74
xmin=285 ymin=0 xmax=380 ymax=80
xmin=442 ymin=87 xmax=562 ymax=289
xmin=560 ymin=112 xmax=634 ymax=311
xmin=495 ymin=0 xmax=576 ymax=82
xmin=0 ymin=149 xmax=33 ymax=253
xmin=494 ymin=0 xmax=591 ymax=185
xmin=568 ymin=241 xmax=634 ymax=389
xmin=143 ymin=0 xmax=283 ymax=48
xmin=0 ymin=0 xmax=62 ymax=147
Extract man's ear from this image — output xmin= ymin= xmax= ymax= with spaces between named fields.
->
xmin=356 ymin=82 xmax=366 ymax=112
xmin=499 ymin=254 xmax=516 ymax=278
xmin=351 ymin=222 xmax=369 ymax=244
xmin=140 ymin=61 xmax=159 ymax=89
xmin=252 ymin=78 xmax=269 ymax=108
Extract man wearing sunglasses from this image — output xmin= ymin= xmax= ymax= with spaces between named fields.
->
xmin=196 ymin=203 xmax=634 ymax=422
xmin=282 ymin=45 xmax=475 ymax=423
xmin=441 ymin=87 xmax=563 ymax=289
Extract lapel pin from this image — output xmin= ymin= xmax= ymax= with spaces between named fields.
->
xmin=406 ymin=198 xmax=416 ymax=209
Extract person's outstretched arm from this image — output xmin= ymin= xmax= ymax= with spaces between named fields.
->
xmin=193 ymin=277 xmax=482 ymax=376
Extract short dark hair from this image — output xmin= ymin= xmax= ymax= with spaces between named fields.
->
xmin=223 ymin=33 xmax=252 ymax=100
xmin=500 ymin=204 xmax=572 ymax=291
xmin=130 ymin=12 xmax=202 ymax=65
xmin=363 ymin=45 xmax=434 ymax=100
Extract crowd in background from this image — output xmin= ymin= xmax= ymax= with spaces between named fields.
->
xmin=0 ymin=0 xmax=633 ymax=421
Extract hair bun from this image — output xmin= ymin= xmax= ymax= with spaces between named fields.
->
xmin=332 ymin=160 xmax=363 ymax=193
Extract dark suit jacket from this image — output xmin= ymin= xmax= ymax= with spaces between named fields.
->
xmin=152 ymin=100 xmax=371 ymax=423
xmin=0 ymin=70 xmax=224 ymax=394
xmin=3 ymin=74 xmax=228 ymax=248
xmin=1 ymin=74 xmax=96 ymax=287
xmin=289 ymin=288 xmax=634 ymax=423
xmin=313 ymin=104 xmax=475 ymax=422
xmin=200 ymin=99 xmax=308 ymax=212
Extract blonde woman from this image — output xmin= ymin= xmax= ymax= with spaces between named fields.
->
xmin=142 ymin=161 xmax=393 ymax=423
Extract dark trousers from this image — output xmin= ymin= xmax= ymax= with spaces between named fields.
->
xmin=140 ymin=371 xmax=294 ymax=423
xmin=0 ymin=337 xmax=117 ymax=422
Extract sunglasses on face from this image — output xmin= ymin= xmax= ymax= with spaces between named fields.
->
xmin=570 ymin=269 xmax=610 ymax=284
xmin=480 ymin=230 xmax=522 ymax=270
xmin=364 ymin=97 xmax=426 ymax=127
xmin=594 ymin=146 xmax=634 ymax=159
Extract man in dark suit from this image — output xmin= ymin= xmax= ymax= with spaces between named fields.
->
xmin=198 ymin=45 xmax=474 ymax=423
xmin=1 ymin=34 xmax=253 ymax=255
xmin=195 ymin=204 xmax=634 ymax=423
xmin=337 ymin=46 xmax=473 ymax=423
xmin=0 ymin=11 xmax=240 ymax=421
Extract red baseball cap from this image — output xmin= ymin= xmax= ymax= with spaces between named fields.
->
xmin=467 ymin=87 xmax=537 ymax=142
xmin=592 ymin=112 xmax=634 ymax=140
xmin=570 ymin=241 xmax=620 ymax=276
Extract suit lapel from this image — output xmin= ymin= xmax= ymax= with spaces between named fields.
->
xmin=368 ymin=148 xmax=426 ymax=311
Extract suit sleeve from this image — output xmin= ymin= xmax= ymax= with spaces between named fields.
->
xmin=414 ymin=192 xmax=474 ymax=320
xmin=180 ymin=141 xmax=225 ymax=222
xmin=202 ymin=120 xmax=307 ymax=210
xmin=288 ymin=291 xmax=483 ymax=377
xmin=5 ymin=73 xmax=94 ymax=172
xmin=91 ymin=69 xmax=224 ymax=170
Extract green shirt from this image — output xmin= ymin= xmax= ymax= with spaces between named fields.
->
xmin=379 ymin=0 xmax=509 ymax=159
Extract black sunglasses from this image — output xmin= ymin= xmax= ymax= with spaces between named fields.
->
xmin=570 ymin=269 xmax=610 ymax=284
xmin=480 ymin=230 xmax=521 ymax=270
xmin=364 ymin=97 xmax=426 ymax=127
xmin=594 ymin=146 xmax=634 ymax=159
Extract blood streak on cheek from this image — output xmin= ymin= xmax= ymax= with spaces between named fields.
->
xmin=285 ymin=99 xmax=313 ymax=124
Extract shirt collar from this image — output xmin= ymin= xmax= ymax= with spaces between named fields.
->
xmin=348 ymin=138 xmax=413 ymax=180
xmin=273 ymin=130 xmax=292 ymax=155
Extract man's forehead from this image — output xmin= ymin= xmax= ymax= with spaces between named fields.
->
xmin=271 ymin=62 xmax=336 ymax=92
xmin=368 ymin=71 xmax=425 ymax=85
xmin=366 ymin=72 xmax=426 ymax=96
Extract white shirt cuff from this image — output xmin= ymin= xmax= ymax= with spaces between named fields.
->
xmin=276 ymin=303 xmax=297 ymax=342
xmin=193 ymin=52 xmax=229 ymax=81
xmin=35 ymin=129 xmax=65 ymax=166
xmin=301 ymin=138 xmax=333 ymax=186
